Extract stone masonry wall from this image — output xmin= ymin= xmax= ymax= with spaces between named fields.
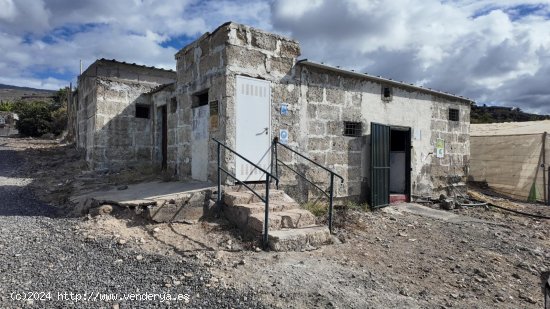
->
xmin=92 ymin=78 xmax=157 ymax=169
xmin=175 ymin=25 xmax=230 ymax=182
xmin=175 ymin=22 xmax=470 ymax=202
xmin=76 ymin=60 xmax=176 ymax=170
xmin=223 ymin=23 xmax=301 ymax=186
xmin=428 ymin=99 xmax=470 ymax=196
xmin=76 ymin=75 xmax=97 ymax=163
xmin=151 ymin=86 xmax=175 ymax=170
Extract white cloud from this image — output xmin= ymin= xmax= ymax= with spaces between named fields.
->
xmin=0 ymin=0 xmax=549 ymax=115
xmin=0 ymin=0 xmax=268 ymax=90
xmin=271 ymin=0 xmax=550 ymax=113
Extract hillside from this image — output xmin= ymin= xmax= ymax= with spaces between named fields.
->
xmin=0 ymin=83 xmax=56 ymax=103
xmin=471 ymin=104 xmax=550 ymax=124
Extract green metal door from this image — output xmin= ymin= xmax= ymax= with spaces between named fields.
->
xmin=370 ymin=122 xmax=390 ymax=208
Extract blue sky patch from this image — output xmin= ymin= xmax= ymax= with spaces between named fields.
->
xmin=160 ymin=34 xmax=196 ymax=49
xmin=472 ymin=3 xmax=549 ymax=20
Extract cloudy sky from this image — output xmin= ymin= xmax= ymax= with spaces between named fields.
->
xmin=1 ymin=0 xmax=549 ymax=113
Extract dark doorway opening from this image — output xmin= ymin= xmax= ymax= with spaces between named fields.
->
xmin=370 ymin=122 xmax=411 ymax=208
xmin=161 ymin=106 xmax=168 ymax=170
xmin=389 ymin=128 xmax=411 ymax=203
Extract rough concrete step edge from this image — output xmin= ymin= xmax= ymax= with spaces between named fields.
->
xmin=267 ymin=226 xmax=334 ymax=251
xmin=229 ymin=201 xmax=298 ymax=214
xmin=247 ymin=209 xmax=317 ymax=232
xmin=223 ymin=189 xmax=292 ymax=206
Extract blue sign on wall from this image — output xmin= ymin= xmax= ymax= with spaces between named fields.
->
xmin=279 ymin=129 xmax=289 ymax=144
xmin=280 ymin=103 xmax=288 ymax=116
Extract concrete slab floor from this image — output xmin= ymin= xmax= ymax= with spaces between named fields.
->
xmin=71 ymin=180 xmax=215 ymax=204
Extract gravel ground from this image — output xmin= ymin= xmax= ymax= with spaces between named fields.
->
xmin=2 ymin=137 xmax=549 ymax=308
xmin=0 ymin=143 xmax=263 ymax=309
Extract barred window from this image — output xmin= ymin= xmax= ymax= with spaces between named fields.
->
xmin=449 ymin=108 xmax=459 ymax=121
xmin=343 ymin=121 xmax=362 ymax=137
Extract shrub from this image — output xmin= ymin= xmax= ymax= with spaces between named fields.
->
xmin=0 ymin=101 xmax=15 ymax=112
xmin=15 ymin=101 xmax=53 ymax=137
xmin=50 ymin=107 xmax=67 ymax=136
xmin=302 ymin=201 xmax=329 ymax=217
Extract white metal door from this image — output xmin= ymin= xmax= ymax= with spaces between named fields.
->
xmin=235 ymin=76 xmax=271 ymax=181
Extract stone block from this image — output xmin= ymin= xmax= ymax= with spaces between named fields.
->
xmin=279 ymin=40 xmax=301 ymax=58
xmin=327 ymin=152 xmax=347 ymax=165
xmin=318 ymin=104 xmax=339 ymax=120
xmin=251 ymin=29 xmax=277 ymax=51
xmin=308 ymin=137 xmax=330 ymax=151
xmin=308 ymin=121 xmax=325 ymax=136
xmin=306 ymin=86 xmax=323 ymax=103
xmin=267 ymin=57 xmax=294 ymax=75
xmin=326 ymin=88 xmax=345 ymax=104
xmin=136 ymin=147 xmax=152 ymax=161
xmin=226 ymin=45 xmax=266 ymax=71
xmin=307 ymin=104 xmax=317 ymax=118
xmin=326 ymin=121 xmax=342 ymax=136
xmin=105 ymin=146 xmax=134 ymax=161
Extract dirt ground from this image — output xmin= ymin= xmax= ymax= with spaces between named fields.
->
xmin=3 ymin=137 xmax=550 ymax=308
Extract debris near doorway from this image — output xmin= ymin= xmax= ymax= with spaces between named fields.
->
xmin=467 ymin=189 xmax=525 ymax=211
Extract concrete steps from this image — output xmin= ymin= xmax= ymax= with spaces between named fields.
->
xmin=247 ymin=209 xmax=317 ymax=232
xmin=268 ymin=226 xmax=333 ymax=251
xmin=222 ymin=189 xmax=334 ymax=251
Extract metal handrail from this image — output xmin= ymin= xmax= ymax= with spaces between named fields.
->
xmin=212 ymin=138 xmax=277 ymax=249
xmin=272 ymin=138 xmax=344 ymax=233
xmin=274 ymin=139 xmax=344 ymax=182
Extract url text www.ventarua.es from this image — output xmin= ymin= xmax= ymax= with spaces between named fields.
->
xmin=9 ymin=291 xmax=190 ymax=303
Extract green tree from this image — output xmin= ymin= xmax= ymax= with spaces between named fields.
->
xmin=15 ymin=101 xmax=53 ymax=137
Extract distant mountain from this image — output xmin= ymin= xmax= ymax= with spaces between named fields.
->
xmin=471 ymin=104 xmax=550 ymax=124
xmin=0 ymin=83 xmax=56 ymax=103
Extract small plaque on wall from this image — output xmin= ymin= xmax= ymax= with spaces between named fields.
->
xmin=436 ymin=138 xmax=445 ymax=158
xmin=279 ymin=129 xmax=289 ymax=144
xmin=280 ymin=103 xmax=288 ymax=116
xmin=209 ymin=100 xmax=219 ymax=130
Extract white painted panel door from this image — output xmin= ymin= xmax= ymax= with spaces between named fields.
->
xmin=235 ymin=76 xmax=271 ymax=182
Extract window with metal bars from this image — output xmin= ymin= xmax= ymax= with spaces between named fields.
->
xmin=343 ymin=121 xmax=362 ymax=137
xmin=449 ymin=108 xmax=459 ymax=121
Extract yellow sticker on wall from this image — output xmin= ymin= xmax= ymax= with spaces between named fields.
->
xmin=436 ymin=138 xmax=445 ymax=158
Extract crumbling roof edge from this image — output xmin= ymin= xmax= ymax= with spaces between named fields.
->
xmin=296 ymin=59 xmax=474 ymax=104
xmin=81 ymin=59 xmax=176 ymax=78
xmin=146 ymin=82 xmax=176 ymax=95
xmin=175 ymin=21 xmax=298 ymax=59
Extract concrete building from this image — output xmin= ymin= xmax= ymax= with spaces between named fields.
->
xmin=72 ymin=59 xmax=176 ymax=169
xmin=71 ymin=22 xmax=472 ymax=207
